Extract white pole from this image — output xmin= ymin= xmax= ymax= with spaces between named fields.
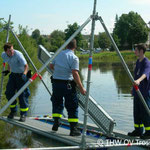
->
xmin=6 ymin=15 xmax=11 ymax=43
xmin=81 ymin=0 xmax=97 ymax=149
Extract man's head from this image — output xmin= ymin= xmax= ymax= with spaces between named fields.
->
xmin=4 ymin=43 xmax=14 ymax=57
xmin=134 ymin=43 xmax=147 ymax=57
xmin=66 ymin=39 xmax=77 ymax=50
xmin=134 ymin=43 xmax=147 ymax=53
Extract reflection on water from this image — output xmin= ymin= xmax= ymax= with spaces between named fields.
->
xmin=30 ymin=62 xmax=135 ymax=133
xmin=80 ymin=62 xmax=134 ymax=132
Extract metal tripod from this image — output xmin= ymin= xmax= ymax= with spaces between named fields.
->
xmin=0 ymin=0 xmax=150 ymax=149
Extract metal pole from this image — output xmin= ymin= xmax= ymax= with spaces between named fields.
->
xmin=10 ymin=28 xmax=52 ymax=96
xmin=1 ymin=142 xmax=143 ymax=150
xmin=98 ymin=16 xmax=150 ymax=117
xmin=6 ymin=15 xmax=11 ymax=43
xmin=3 ymin=146 xmax=80 ymax=150
xmin=81 ymin=0 xmax=97 ymax=149
xmin=0 ymin=16 xmax=91 ymax=115
xmin=0 ymin=15 xmax=11 ymax=106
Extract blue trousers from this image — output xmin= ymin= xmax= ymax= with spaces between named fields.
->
xmin=51 ymin=81 xmax=78 ymax=121
xmin=134 ymin=94 xmax=150 ymax=133
xmin=5 ymin=73 xmax=30 ymax=116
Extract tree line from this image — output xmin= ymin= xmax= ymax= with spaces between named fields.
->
xmin=0 ymin=11 xmax=149 ymax=56
xmin=31 ymin=11 xmax=149 ymax=52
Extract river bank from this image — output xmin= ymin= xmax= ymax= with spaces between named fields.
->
xmin=77 ymin=50 xmax=150 ymax=63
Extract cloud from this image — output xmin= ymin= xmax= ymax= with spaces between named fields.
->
xmin=130 ymin=0 xmax=150 ymax=5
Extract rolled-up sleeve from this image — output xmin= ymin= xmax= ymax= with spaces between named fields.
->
xmin=71 ymin=57 xmax=79 ymax=71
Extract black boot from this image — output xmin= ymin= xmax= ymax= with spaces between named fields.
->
xmin=140 ymin=131 xmax=150 ymax=139
xmin=7 ymin=112 xmax=16 ymax=119
xmin=52 ymin=117 xmax=60 ymax=131
xmin=19 ymin=115 xmax=26 ymax=122
xmin=128 ymin=130 xmax=143 ymax=137
xmin=70 ymin=122 xmax=81 ymax=136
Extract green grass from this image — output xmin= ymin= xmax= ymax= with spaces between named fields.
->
xmin=77 ymin=50 xmax=150 ymax=63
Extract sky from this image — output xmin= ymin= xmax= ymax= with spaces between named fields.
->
xmin=0 ymin=0 xmax=150 ymax=35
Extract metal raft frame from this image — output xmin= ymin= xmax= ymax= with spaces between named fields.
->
xmin=37 ymin=44 xmax=116 ymax=136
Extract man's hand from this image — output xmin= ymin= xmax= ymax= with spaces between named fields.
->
xmin=2 ymin=70 xmax=10 ymax=76
xmin=134 ymin=80 xmax=140 ymax=86
xmin=72 ymin=70 xmax=86 ymax=95
xmin=22 ymin=74 xmax=27 ymax=81
xmin=134 ymin=74 xmax=146 ymax=86
xmin=79 ymin=87 xmax=86 ymax=95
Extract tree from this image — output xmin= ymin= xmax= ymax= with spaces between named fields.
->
xmin=115 ymin=14 xmax=119 ymax=24
xmin=31 ymin=29 xmax=40 ymax=40
xmin=98 ymin=32 xmax=111 ymax=49
xmin=49 ymin=30 xmax=65 ymax=52
xmin=113 ymin=11 xmax=148 ymax=49
xmin=18 ymin=25 xmax=29 ymax=35
xmin=64 ymin=22 xmax=83 ymax=49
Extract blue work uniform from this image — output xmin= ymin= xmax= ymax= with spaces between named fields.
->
xmin=132 ymin=57 xmax=150 ymax=133
xmin=1 ymin=50 xmax=30 ymax=116
xmin=51 ymin=49 xmax=79 ymax=123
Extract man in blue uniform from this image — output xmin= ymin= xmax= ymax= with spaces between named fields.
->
xmin=128 ymin=43 xmax=150 ymax=139
xmin=50 ymin=39 xmax=86 ymax=136
xmin=1 ymin=43 xmax=30 ymax=122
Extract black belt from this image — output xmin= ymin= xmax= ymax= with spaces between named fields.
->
xmin=53 ymin=78 xmax=72 ymax=83
xmin=11 ymin=72 xmax=23 ymax=75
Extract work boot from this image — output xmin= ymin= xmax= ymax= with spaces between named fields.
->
xmin=19 ymin=115 xmax=26 ymax=122
xmin=7 ymin=112 xmax=16 ymax=119
xmin=140 ymin=131 xmax=150 ymax=139
xmin=52 ymin=117 xmax=60 ymax=131
xmin=70 ymin=122 xmax=81 ymax=136
xmin=128 ymin=130 xmax=143 ymax=137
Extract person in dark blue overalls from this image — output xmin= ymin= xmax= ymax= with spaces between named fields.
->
xmin=1 ymin=43 xmax=30 ymax=122
xmin=50 ymin=39 xmax=86 ymax=136
xmin=128 ymin=44 xmax=150 ymax=139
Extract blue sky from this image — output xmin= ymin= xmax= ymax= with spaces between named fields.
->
xmin=0 ymin=0 xmax=150 ymax=35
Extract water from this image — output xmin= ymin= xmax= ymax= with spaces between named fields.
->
xmin=30 ymin=62 xmax=135 ymax=133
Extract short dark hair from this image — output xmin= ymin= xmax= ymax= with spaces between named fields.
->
xmin=4 ymin=43 xmax=13 ymax=51
xmin=67 ymin=39 xmax=76 ymax=49
xmin=134 ymin=43 xmax=147 ymax=54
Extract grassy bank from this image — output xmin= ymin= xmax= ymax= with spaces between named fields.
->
xmin=77 ymin=50 xmax=150 ymax=63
